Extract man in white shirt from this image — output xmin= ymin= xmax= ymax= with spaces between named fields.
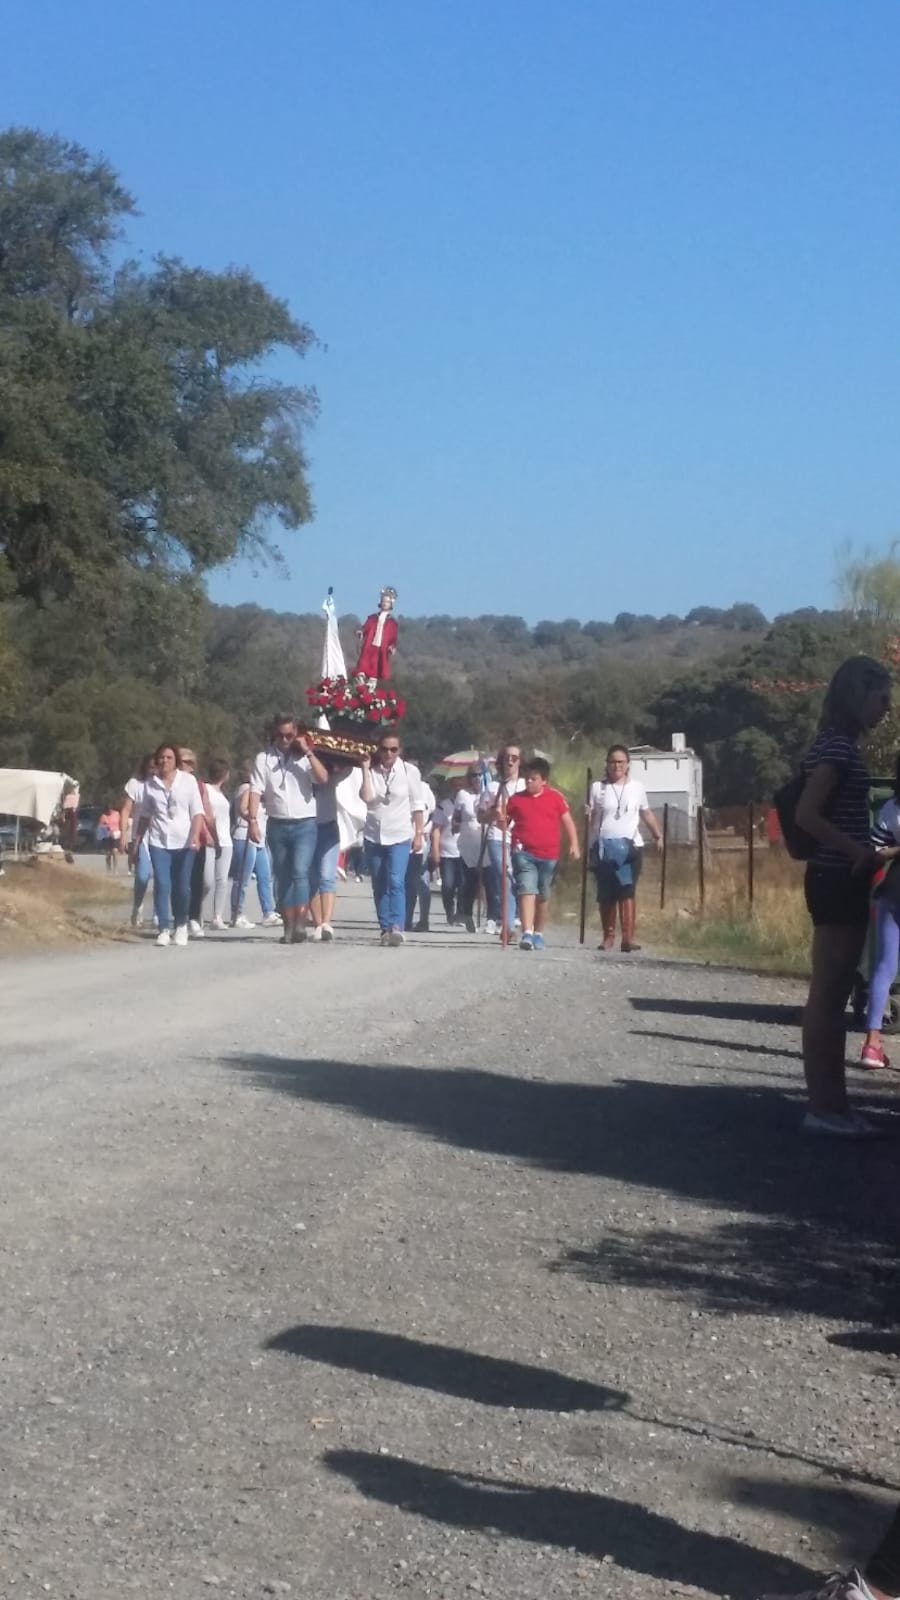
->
xmin=360 ymin=733 xmax=424 ymax=945
xmin=477 ymin=743 xmax=526 ymax=936
xmin=248 ymin=714 xmax=330 ymax=944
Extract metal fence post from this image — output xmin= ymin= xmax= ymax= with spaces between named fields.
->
xmin=697 ymin=805 xmax=706 ymax=911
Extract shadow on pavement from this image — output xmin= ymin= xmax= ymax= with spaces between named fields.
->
xmin=555 ymin=1216 xmax=900 ymax=1324
xmin=630 ymin=997 xmax=803 ymax=1026
xmin=323 ymin=1448 xmax=815 ymax=1595
xmin=722 ymin=1473 xmax=894 ymax=1569
xmin=630 ymin=1027 xmax=799 ymax=1060
xmin=828 ymin=1328 xmax=900 ymax=1358
xmin=264 ymin=1324 xmax=627 ymax=1412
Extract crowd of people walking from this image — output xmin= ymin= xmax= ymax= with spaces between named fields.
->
xmin=114 ymin=719 xmax=665 ymax=953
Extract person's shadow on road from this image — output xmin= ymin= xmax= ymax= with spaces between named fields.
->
xmin=264 ymin=1324 xmax=627 ymax=1413
xmin=323 ymin=1448 xmax=816 ymax=1596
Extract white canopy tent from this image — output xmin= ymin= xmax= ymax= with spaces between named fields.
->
xmin=0 ymin=768 xmax=76 ymax=832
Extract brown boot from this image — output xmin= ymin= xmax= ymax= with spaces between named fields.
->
xmin=598 ymin=904 xmax=616 ymax=951
xmin=620 ymin=900 xmax=641 ymax=953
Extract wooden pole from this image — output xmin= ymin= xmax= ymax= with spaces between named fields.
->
xmin=500 ymin=790 xmax=510 ymax=948
xmin=660 ymin=803 xmax=669 ymax=910
xmin=698 ymin=805 xmax=706 ymax=911
xmin=578 ymin=765 xmax=592 ymax=945
xmin=748 ymin=801 xmax=755 ymax=912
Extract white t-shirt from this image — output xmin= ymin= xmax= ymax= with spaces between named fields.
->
xmin=589 ymin=778 xmax=649 ymax=848
xmin=873 ymin=797 xmax=900 ymax=848
xmin=232 ymin=783 xmax=268 ymax=844
xmin=363 ymin=761 xmax=425 ymax=846
xmin=249 ymin=748 xmax=317 ymax=820
xmin=139 ymin=771 xmax=204 ymax=851
xmin=453 ymin=788 xmax=485 ymax=869
xmin=207 ymin=785 xmax=232 ymax=850
xmin=416 ymin=782 xmax=437 ymax=854
xmin=478 ymin=777 xmax=526 ymax=843
xmin=432 ymin=796 xmax=461 ymax=859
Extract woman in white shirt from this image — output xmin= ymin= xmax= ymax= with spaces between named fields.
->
xmin=589 ymin=745 xmax=662 ymax=953
xmin=132 ymin=743 xmax=204 ymax=947
xmin=431 ymin=779 xmax=464 ymax=927
xmin=230 ymin=778 xmax=279 ymax=928
xmin=360 ymin=733 xmax=425 ymax=945
xmin=452 ymin=764 xmax=485 ymax=933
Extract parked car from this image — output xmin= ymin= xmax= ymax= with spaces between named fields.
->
xmin=75 ymin=805 xmax=102 ymax=850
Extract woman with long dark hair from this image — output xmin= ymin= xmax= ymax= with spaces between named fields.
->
xmin=795 ymin=655 xmax=892 ymax=1135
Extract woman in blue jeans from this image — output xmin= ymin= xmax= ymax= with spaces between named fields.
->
xmin=360 ymin=738 xmax=425 ymax=946
xmin=230 ymin=777 xmax=278 ymax=927
xmin=131 ymin=743 xmax=204 ymax=948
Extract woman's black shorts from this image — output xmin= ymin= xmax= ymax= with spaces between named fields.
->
xmin=804 ymin=865 xmax=871 ymax=928
xmin=594 ymin=845 xmax=643 ymax=905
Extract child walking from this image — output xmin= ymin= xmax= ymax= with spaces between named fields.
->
xmin=503 ymin=758 xmax=580 ymax=950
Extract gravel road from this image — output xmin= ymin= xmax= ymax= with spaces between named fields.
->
xmin=2 ymin=883 xmax=899 ymax=1600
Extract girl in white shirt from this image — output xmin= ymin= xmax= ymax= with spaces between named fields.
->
xmin=203 ymin=759 xmax=233 ymax=929
xmin=588 ymin=744 xmax=662 ymax=953
xmin=133 ymin=743 xmax=204 ymax=948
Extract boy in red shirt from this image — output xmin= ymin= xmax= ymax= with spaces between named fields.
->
xmin=503 ymin=758 xmax=580 ymax=950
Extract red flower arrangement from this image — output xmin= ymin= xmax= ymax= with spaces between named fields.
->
xmin=306 ymin=676 xmax=406 ymax=725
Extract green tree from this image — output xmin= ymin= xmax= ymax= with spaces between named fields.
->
xmin=0 ymin=128 xmax=318 ymax=606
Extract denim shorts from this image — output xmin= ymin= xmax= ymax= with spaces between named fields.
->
xmin=512 ymin=850 xmax=558 ymax=899
xmin=313 ymin=820 xmax=341 ymax=895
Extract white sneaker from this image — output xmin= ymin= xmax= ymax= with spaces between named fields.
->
xmin=173 ymin=924 xmax=189 ymax=947
xmin=155 ymin=929 xmax=171 ymax=948
xmin=320 ymin=923 xmax=334 ymax=942
xmin=211 ymin=916 xmax=228 ymax=930
xmin=233 ymin=915 xmax=255 ymax=929
xmin=756 ymin=1570 xmax=869 ymax=1600
xmin=483 ymin=919 xmax=497 ymax=935
xmin=309 ymin=925 xmax=323 ymax=942
xmin=188 ymin=919 xmax=204 ymax=939
xmin=261 ymin=912 xmax=282 ymax=927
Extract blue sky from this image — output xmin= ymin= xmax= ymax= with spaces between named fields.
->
xmin=6 ymin=0 xmax=900 ymax=622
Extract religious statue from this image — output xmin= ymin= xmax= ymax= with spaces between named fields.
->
xmin=353 ymin=586 xmax=399 ymax=686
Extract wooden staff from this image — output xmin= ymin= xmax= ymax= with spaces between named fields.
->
xmin=660 ymin=803 xmax=669 ymax=910
xmin=500 ymin=789 xmax=510 ymax=948
xmin=579 ymin=765 xmax=592 ymax=945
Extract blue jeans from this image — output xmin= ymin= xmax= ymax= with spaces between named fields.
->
xmin=149 ymin=844 xmax=194 ymax=931
xmin=439 ymin=856 xmax=463 ymax=923
xmin=267 ymin=817 xmax=317 ymax=915
xmin=312 ymin=821 xmax=341 ymax=896
xmin=132 ymin=840 xmax=151 ymax=919
xmin=868 ymin=897 xmax=900 ymax=1030
xmin=486 ymin=837 xmax=516 ymax=927
xmin=365 ymin=838 xmax=411 ymax=932
xmin=230 ymin=839 xmax=275 ymax=920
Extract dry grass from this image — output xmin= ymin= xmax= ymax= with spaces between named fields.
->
xmin=0 ymin=856 xmax=129 ymax=948
xmin=555 ymin=846 xmax=812 ymax=977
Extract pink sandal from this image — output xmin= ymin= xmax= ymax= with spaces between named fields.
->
xmin=860 ymin=1044 xmax=890 ymax=1069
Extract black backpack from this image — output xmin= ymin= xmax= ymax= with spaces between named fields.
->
xmin=773 ymin=772 xmax=817 ymax=860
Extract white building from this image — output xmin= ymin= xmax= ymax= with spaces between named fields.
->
xmin=627 ymin=733 xmax=703 ymax=843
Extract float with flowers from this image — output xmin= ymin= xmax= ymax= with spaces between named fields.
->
xmin=301 ymin=587 xmax=406 ymax=764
